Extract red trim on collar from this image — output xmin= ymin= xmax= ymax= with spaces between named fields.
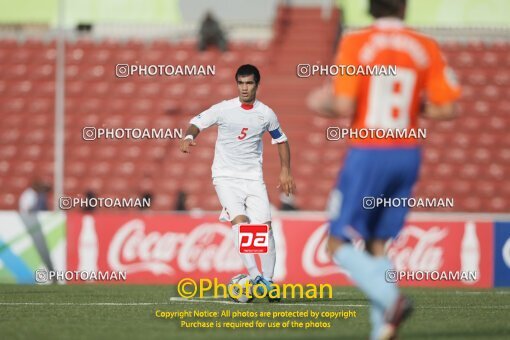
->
xmin=241 ymin=103 xmax=254 ymax=110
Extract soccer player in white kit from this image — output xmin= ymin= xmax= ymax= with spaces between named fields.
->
xmin=179 ymin=64 xmax=295 ymax=301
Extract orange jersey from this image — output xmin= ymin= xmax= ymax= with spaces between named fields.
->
xmin=333 ymin=18 xmax=461 ymax=146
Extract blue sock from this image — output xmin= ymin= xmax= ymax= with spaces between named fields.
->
xmin=370 ymin=303 xmax=385 ymax=340
xmin=333 ymin=244 xmax=399 ymax=311
xmin=373 ymin=256 xmax=399 ymax=309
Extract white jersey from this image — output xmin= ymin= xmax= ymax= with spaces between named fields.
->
xmin=189 ymin=97 xmax=287 ymax=180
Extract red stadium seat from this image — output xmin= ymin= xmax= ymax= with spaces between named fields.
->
xmin=1 ymin=13 xmax=510 ymax=211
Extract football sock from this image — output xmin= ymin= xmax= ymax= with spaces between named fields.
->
xmin=333 ymin=244 xmax=399 ymax=311
xmin=232 ymin=223 xmax=260 ymax=279
xmin=373 ymin=256 xmax=399 ymax=309
xmin=370 ymin=302 xmax=385 ymax=340
xmin=260 ymin=227 xmax=276 ymax=281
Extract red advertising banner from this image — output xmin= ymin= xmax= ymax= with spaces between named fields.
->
xmin=66 ymin=213 xmax=493 ymax=287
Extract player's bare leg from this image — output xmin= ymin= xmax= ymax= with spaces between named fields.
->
xmin=365 ymin=239 xmax=385 ymax=257
xmin=231 ymin=215 xmax=261 ymax=280
xmin=232 ymin=215 xmax=249 ymax=225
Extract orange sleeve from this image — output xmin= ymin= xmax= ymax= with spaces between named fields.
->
xmin=426 ymin=41 xmax=462 ymax=105
xmin=333 ymin=34 xmax=360 ymax=99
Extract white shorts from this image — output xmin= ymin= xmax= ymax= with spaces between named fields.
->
xmin=213 ymin=177 xmax=271 ymax=224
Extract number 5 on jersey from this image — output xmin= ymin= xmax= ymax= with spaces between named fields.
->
xmin=237 ymin=127 xmax=248 ymax=140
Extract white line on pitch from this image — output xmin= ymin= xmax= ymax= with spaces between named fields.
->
xmin=169 ymin=297 xmax=510 ymax=309
xmin=0 ymin=302 xmax=165 ymax=306
xmin=169 ymin=297 xmax=368 ymax=307
xmin=0 ymin=299 xmax=508 ymax=310
xmin=454 ymin=291 xmax=510 ymax=295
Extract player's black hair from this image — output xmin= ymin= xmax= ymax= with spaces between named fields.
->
xmin=235 ymin=64 xmax=260 ymax=85
xmin=369 ymin=0 xmax=407 ymax=18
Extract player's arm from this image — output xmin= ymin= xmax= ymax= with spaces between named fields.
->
xmin=276 ymin=141 xmax=295 ymax=196
xmin=307 ymin=35 xmax=357 ymax=118
xmin=422 ymin=102 xmax=457 ymax=120
xmin=179 ymin=104 xmax=220 ymax=154
xmin=267 ymin=110 xmax=295 ymax=196
xmin=422 ymin=41 xmax=461 ymax=121
xmin=179 ymin=124 xmax=200 ymax=154
xmin=307 ymin=85 xmax=355 ymax=118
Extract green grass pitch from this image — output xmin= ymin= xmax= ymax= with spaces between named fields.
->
xmin=0 ymin=284 xmax=509 ymax=339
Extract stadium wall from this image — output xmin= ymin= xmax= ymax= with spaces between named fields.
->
xmin=337 ymin=0 xmax=510 ymax=27
xmin=3 ymin=0 xmax=510 ymax=29
xmin=1 ymin=212 xmax=509 ymax=287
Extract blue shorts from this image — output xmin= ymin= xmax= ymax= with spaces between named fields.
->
xmin=328 ymin=147 xmax=421 ymax=241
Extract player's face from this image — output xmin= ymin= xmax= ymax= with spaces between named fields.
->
xmin=237 ymin=75 xmax=258 ymax=104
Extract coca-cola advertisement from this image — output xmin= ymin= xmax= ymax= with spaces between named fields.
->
xmin=387 ymin=221 xmax=493 ymax=287
xmin=66 ymin=213 xmax=493 ymax=287
xmin=66 ymin=213 xmax=244 ymax=284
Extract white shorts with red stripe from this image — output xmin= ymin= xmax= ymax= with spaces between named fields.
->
xmin=213 ymin=177 xmax=271 ymax=224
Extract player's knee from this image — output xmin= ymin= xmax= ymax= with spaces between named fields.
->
xmin=232 ymin=215 xmax=249 ymax=225
xmin=366 ymin=239 xmax=386 ymax=257
xmin=326 ymin=236 xmax=345 ymax=257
